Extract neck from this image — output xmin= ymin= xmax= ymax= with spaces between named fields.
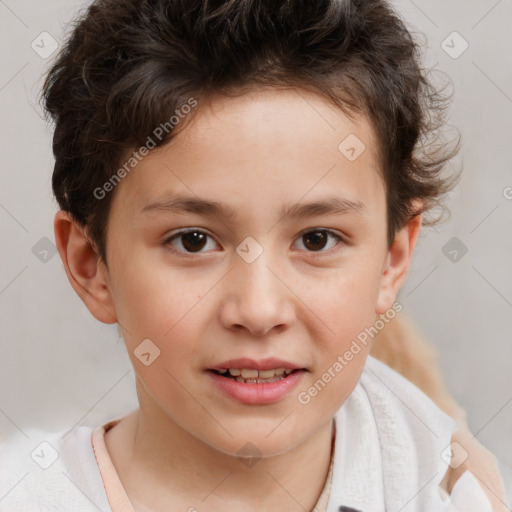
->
xmin=106 ymin=393 xmax=335 ymax=512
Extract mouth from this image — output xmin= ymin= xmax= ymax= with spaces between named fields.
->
xmin=206 ymin=358 xmax=307 ymax=404
xmin=209 ymin=367 xmax=301 ymax=384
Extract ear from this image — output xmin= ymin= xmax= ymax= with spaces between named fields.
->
xmin=375 ymin=205 xmax=423 ymax=315
xmin=54 ymin=210 xmax=118 ymax=324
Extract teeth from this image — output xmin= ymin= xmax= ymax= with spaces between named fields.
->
xmin=235 ymin=375 xmax=285 ymax=384
xmin=218 ymin=367 xmax=297 ymax=381
xmin=240 ymin=369 xmax=259 ymax=379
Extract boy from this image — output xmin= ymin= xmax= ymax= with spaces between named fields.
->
xmin=0 ymin=0 xmax=508 ymax=510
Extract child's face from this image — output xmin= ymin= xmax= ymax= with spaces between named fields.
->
xmin=76 ymin=88 xmax=419 ymax=457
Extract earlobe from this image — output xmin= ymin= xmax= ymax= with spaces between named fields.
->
xmin=54 ymin=210 xmax=118 ymax=324
xmin=375 ymin=210 xmax=423 ymax=315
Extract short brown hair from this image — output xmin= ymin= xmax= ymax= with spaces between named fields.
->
xmin=42 ymin=0 xmax=460 ymax=264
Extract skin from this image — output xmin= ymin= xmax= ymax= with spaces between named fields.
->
xmin=54 ymin=87 xmax=424 ymax=511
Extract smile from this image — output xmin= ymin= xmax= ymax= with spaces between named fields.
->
xmin=207 ymin=359 xmax=307 ymax=404
xmin=212 ymin=367 xmax=296 ymax=383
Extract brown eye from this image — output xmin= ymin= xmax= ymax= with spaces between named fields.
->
xmin=164 ymin=229 xmax=217 ymax=254
xmin=295 ymin=229 xmax=343 ymax=253
xmin=180 ymin=231 xmax=207 ymax=252
xmin=303 ymin=230 xmax=328 ymax=251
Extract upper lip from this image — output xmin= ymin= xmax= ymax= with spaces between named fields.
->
xmin=209 ymin=358 xmax=305 ymax=371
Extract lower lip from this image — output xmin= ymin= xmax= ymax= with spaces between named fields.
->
xmin=206 ymin=370 xmax=305 ymax=405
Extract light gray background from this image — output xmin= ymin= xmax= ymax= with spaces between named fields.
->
xmin=1 ymin=0 xmax=511 ymax=499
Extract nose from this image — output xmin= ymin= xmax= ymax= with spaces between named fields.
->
xmin=218 ymin=250 xmax=295 ymax=338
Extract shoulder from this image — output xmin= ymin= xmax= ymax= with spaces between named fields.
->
xmin=358 ymin=354 xmax=457 ymax=434
xmin=329 ymin=356 xmax=498 ymax=511
xmin=0 ymin=422 xmax=111 ymax=512
xmin=328 ymin=355 xmax=457 ymax=510
xmin=356 ymin=355 xmax=456 ymax=475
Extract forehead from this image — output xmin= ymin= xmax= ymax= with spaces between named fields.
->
xmin=179 ymin=87 xmax=380 ymax=166
xmin=111 ymin=87 xmax=386 ymax=224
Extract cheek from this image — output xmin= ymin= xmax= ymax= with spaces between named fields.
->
xmin=109 ymin=255 xmax=211 ymax=349
xmin=307 ymin=261 xmax=382 ymax=334
xmin=302 ymin=257 xmax=382 ymax=400
xmin=296 ymin=272 xmax=377 ymax=414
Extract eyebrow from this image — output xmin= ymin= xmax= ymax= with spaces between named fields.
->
xmin=141 ymin=194 xmax=366 ymax=220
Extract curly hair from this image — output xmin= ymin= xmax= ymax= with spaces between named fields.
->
xmin=42 ymin=0 xmax=461 ymax=264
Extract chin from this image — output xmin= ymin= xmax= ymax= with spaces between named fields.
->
xmin=199 ymin=421 xmax=310 ymax=460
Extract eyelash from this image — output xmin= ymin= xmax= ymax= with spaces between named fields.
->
xmin=162 ymin=228 xmax=345 ymax=258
